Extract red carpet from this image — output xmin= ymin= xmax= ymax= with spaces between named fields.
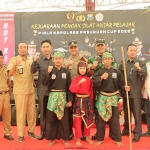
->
xmin=0 ymin=122 xmax=150 ymax=150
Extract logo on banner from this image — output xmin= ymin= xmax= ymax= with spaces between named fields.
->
xmin=87 ymin=14 xmax=93 ymax=21
xmin=33 ymin=30 xmax=38 ymax=36
xmin=95 ymin=13 xmax=104 ymax=21
xmin=130 ymin=28 xmax=135 ymax=34
xmin=76 ymin=14 xmax=85 ymax=22
xmin=67 ymin=13 xmax=75 ymax=22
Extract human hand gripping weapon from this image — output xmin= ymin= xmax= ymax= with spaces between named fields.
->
xmin=121 ymin=47 xmax=132 ymax=150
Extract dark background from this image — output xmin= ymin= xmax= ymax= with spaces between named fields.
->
xmin=14 ymin=10 xmax=150 ymax=62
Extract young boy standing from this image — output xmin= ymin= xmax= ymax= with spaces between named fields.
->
xmin=92 ymin=52 xmax=130 ymax=146
xmin=42 ymin=49 xmax=73 ymax=147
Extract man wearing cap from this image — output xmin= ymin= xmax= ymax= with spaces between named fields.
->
xmin=31 ymin=39 xmax=53 ymax=140
xmin=92 ymin=52 xmax=130 ymax=146
xmin=132 ymin=37 xmax=149 ymax=62
xmin=63 ymin=40 xmax=88 ymax=140
xmin=7 ymin=43 xmax=37 ymax=142
xmin=27 ymin=40 xmax=37 ymax=58
xmin=88 ymin=39 xmax=117 ymax=140
xmin=0 ymin=50 xmax=14 ymax=140
xmin=119 ymin=44 xmax=147 ymax=142
xmin=42 ymin=50 xmax=73 ymax=147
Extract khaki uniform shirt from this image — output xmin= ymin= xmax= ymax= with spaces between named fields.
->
xmin=0 ymin=65 xmax=9 ymax=92
xmin=64 ymin=56 xmax=87 ymax=80
xmin=7 ymin=55 xmax=34 ymax=94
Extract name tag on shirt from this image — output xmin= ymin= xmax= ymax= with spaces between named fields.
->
xmin=62 ymin=73 xmax=66 ymax=79
xmin=17 ymin=64 xmax=23 ymax=74
xmin=18 ymin=68 xmax=23 ymax=74
xmin=112 ymin=73 xmax=117 ymax=78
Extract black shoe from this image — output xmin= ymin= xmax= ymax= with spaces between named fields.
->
xmin=92 ymin=134 xmax=96 ymax=140
xmin=121 ymin=131 xmax=129 ymax=136
xmin=4 ymin=135 xmax=14 ymax=140
xmin=141 ymin=131 xmax=150 ymax=137
xmin=18 ymin=136 xmax=24 ymax=142
xmin=132 ymin=137 xmax=140 ymax=142
xmin=37 ymin=133 xmax=45 ymax=140
xmin=80 ymin=135 xmax=86 ymax=141
xmin=69 ymin=133 xmax=74 ymax=140
xmin=27 ymin=132 xmax=37 ymax=139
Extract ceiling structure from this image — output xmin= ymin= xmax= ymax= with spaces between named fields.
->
xmin=0 ymin=0 xmax=150 ymax=11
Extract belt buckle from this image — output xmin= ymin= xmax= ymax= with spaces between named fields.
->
xmin=2 ymin=91 xmax=5 ymax=94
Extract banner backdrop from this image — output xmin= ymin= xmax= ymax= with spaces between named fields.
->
xmin=15 ymin=10 xmax=150 ymax=62
xmin=0 ymin=12 xmax=14 ymax=65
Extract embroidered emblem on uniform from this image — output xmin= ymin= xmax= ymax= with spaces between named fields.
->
xmin=51 ymin=74 xmax=56 ymax=79
xmin=62 ymin=73 xmax=66 ymax=79
xmin=112 ymin=73 xmax=117 ymax=78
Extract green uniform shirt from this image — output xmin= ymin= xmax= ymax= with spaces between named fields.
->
xmin=88 ymin=53 xmax=117 ymax=72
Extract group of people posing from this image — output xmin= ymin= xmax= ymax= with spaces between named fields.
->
xmin=0 ymin=38 xmax=150 ymax=147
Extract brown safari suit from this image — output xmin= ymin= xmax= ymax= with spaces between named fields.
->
xmin=0 ymin=65 xmax=12 ymax=136
xmin=7 ymin=55 xmax=36 ymax=137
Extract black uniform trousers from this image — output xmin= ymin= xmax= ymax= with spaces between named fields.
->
xmin=122 ymin=97 xmax=142 ymax=138
xmin=45 ymin=108 xmax=70 ymax=140
xmin=96 ymin=106 xmax=122 ymax=142
xmin=38 ymin=95 xmax=48 ymax=133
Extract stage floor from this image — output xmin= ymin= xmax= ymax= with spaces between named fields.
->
xmin=0 ymin=122 xmax=150 ymax=150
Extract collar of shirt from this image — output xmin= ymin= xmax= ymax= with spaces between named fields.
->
xmin=69 ymin=55 xmax=80 ymax=62
xmin=17 ymin=55 xmax=28 ymax=61
xmin=42 ymin=55 xmax=51 ymax=60
xmin=53 ymin=66 xmax=62 ymax=71
xmin=95 ymin=53 xmax=102 ymax=59
xmin=127 ymin=58 xmax=137 ymax=63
